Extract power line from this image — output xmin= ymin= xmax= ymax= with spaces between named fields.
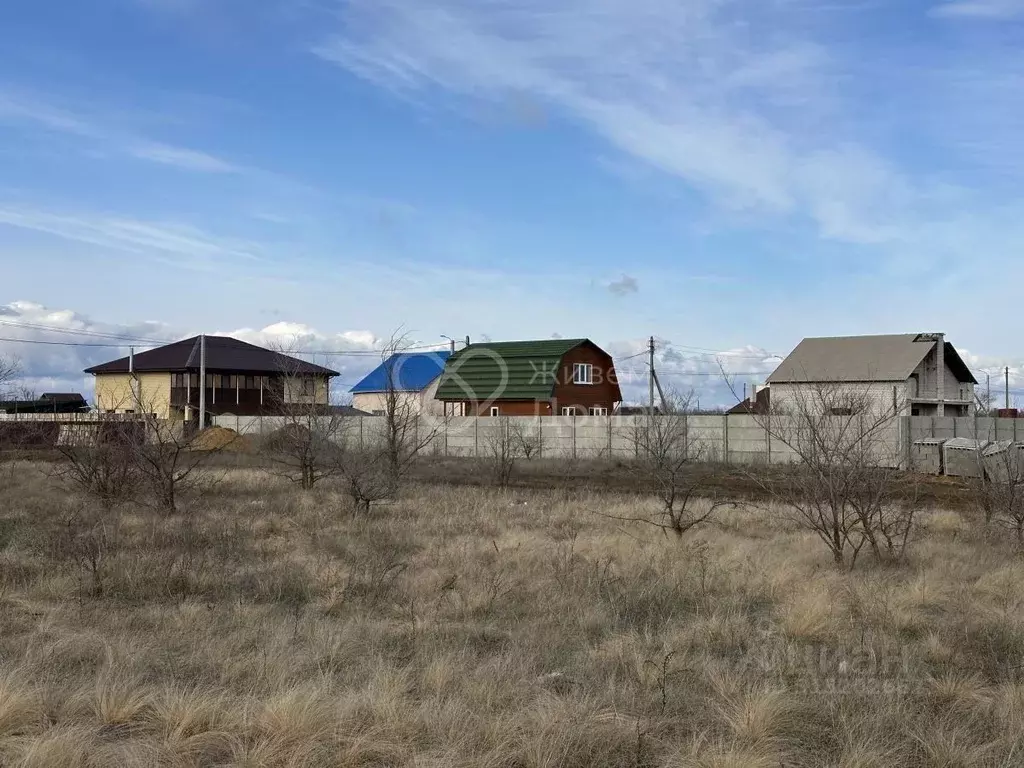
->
xmin=617 ymin=368 xmax=767 ymax=377
xmin=0 ymin=336 xmax=132 ymax=348
xmin=0 ymin=331 xmax=442 ymax=356
xmin=0 ymin=320 xmax=171 ymax=345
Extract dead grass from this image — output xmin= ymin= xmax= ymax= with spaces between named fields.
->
xmin=0 ymin=462 xmax=1022 ymax=766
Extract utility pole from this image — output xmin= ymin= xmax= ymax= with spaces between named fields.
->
xmin=199 ymin=333 xmax=207 ymax=429
xmin=987 ymin=373 xmax=991 ymax=414
xmin=648 ymin=336 xmax=655 ymax=418
xmin=129 ymin=346 xmax=136 ymax=407
xmin=1006 ymin=366 xmax=1011 ymax=410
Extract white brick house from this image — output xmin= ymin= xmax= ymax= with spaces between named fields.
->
xmin=766 ymin=333 xmax=977 ymax=417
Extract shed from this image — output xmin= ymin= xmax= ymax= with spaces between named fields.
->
xmin=981 ymin=440 xmax=1024 ymax=483
xmin=911 ymin=438 xmax=945 ymax=475
xmin=942 ymin=438 xmax=990 ymax=478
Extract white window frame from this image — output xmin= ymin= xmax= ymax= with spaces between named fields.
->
xmin=490 ymin=406 xmax=500 ymax=417
xmin=572 ymin=363 xmax=594 ymax=385
xmin=589 ymin=406 xmax=608 ymax=416
xmin=561 ymin=406 xmax=577 ymax=416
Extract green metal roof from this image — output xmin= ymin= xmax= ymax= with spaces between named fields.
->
xmin=434 ymin=338 xmax=590 ymax=401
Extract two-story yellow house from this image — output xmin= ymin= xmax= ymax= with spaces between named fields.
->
xmin=85 ymin=335 xmax=338 ymax=421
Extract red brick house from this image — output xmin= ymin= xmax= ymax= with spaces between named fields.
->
xmin=434 ymin=338 xmax=622 ymax=416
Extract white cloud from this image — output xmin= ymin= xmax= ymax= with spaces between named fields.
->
xmin=0 ymin=205 xmax=264 ymax=269
xmin=313 ymin=0 xmax=942 ymax=245
xmin=932 ymin=0 xmax=1024 ymax=18
xmin=5 ymin=302 xmax=1024 ymax=408
xmin=0 ymin=301 xmax=386 ymax=401
xmin=0 ymin=88 xmax=241 ymax=175
xmin=128 ymin=142 xmax=241 ymax=173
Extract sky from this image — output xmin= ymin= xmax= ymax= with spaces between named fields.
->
xmin=2 ymin=0 xmax=1024 ymax=405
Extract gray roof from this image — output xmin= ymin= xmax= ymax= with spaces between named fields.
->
xmin=767 ymin=334 xmax=977 ymax=385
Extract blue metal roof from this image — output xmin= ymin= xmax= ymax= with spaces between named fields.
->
xmin=350 ymin=351 xmax=452 ymax=393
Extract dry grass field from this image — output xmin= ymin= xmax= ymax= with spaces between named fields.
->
xmin=0 ymin=460 xmax=1023 ymax=766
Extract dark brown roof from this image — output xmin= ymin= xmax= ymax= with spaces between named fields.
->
xmin=727 ymin=387 xmax=770 ymax=415
xmin=84 ymin=335 xmax=338 ymax=376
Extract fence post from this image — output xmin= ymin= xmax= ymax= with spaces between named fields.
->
xmin=474 ymin=416 xmax=479 ymax=458
xmin=538 ymin=413 xmax=543 ymax=459
xmin=723 ymin=414 xmax=730 ymax=464
xmin=572 ymin=413 xmax=577 ymax=461
xmin=607 ymin=414 xmax=612 ymax=458
xmin=359 ymin=417 xmax=364 ymax=451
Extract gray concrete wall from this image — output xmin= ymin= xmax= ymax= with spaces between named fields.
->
xmin=211 ymin=413 xmax=916 ymax=468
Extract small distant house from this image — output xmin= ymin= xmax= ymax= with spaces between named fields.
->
xmin=85 ymin=335 xmax=338 ymax=420
xmin=767 ymin=333 xmax=977 ymax=417
xmin=434 ymin=338 xmax=622 ymax=416
xmin=0 ymin=392 xmax=89 ymax=415
xmin=349 ymin=351 xmax=451 ymax=416
xmin=727 ymin=386 xmax=770 ymax=415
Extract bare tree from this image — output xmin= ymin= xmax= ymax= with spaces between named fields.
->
xmin=336 ymin=332 xmax=450 ymax=511
xmin=973 ymin=444 xmax=1024 ymax=543
xmin=743 ymin=382 xmax=914 ymax=569
xmin=54 ymin=419 xmax=144 ymax=510
xmin=261 ymin=352 xmax=349 ymax=490
xmin=612 ymin=392 xmax=733 ymax=538
xmin=128 ymin=390 xmax=228 ymax=514
xmin=377 ymin=332 xmax=447 ymax=483
xmin=0 ymin=355 xmax=20 ymax=400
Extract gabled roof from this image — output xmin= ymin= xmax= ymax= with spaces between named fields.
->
xmin=350 ymin=351 xmax=451 ymax=393
xmin=84 ymin=335 xmax=338 ymax=376
xmin=727 ymin=387 xmax=771 ymax=415
xmin=767 ymin=334 xmax=977 ymax=385
xmin=434 ymin=338 xmax=621 ymax=401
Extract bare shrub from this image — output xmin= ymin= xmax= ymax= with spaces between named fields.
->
xmin=132 ymin=401 xmax=226 ymax=514
xmin=54 ymin=421 xmax=144 ymax=510
xmin=485 ymin=417 xmax=538 ymax=488
xmin=261 ymin=355 xmax=349 ymax=490
xmin=262 ymin=420 xmax=346 ymax=490
xmin=615 ymin=393 xmax=733 ymax=538
xmin=744 ymin=382 xmax=913 ymax=569
xmin=973 ymin=445 xmax=1024 ymax=543
xmin=375 ymin=332 xmax=448 ymax=487
xmin=49 ymin=504 xmax=122 ymax=597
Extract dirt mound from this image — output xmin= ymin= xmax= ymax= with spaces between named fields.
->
xmin=191 ymin=426 xmax=254 ymax=452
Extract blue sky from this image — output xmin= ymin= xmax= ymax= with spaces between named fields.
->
xmin=3 ymin=0 xmax=1024 ymax=404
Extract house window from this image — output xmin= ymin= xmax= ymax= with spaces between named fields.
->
xmin=561 ymin=406 xmax=577 ymax=416
xmin=572 ymin=363 xmax=594 ymax=385
xmin=830 ymin=407 xmax=856 ymax=416
xmin=589 ymin=407 xmax=608 ymax=416
xmin=372 ymin=410 xmax=385 ymax=416
xmin=490 ymin=406 xmax=500 ymax=416
xmin=302 ymin=377 xmax=315 ymax=396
